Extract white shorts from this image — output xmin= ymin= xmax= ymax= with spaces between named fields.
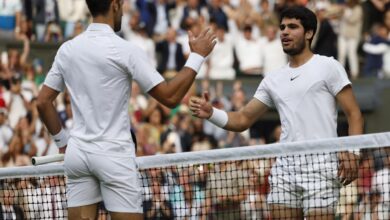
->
xmin=64 ymin=144 xmax=143 ymax=213
xmin=267 ymin=164 xmax=341 ymax=215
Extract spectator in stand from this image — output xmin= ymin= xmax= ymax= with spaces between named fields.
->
xmin=5 ymin=40 xmax=30 ymax=84
xmin=34 ymin=126 xmax=52 ymax=157
xmin=240 ymin=164 xmax=268 ymax=220
xmin=151 ymin=0 xmax=176 ymax=41
xmin=16 ymin=178 xmax=43 ymax=219
xmin=208 ymin=0 xmax=228 ymax=32
xmin=363 ymin=8 xmax=390 ymax=78
xmin=21 ymin=64 xmax=39 ymax=101
xmin=235 ymin=25 xmax=263 ymax=75
xmin=70 ymin=20 xmax=86 ymax=38
xmin=33 ymin=58 xmax=45 ymax=87
xmin=224 ymin=88 xmax=250 ymax=147
xmin=128 ymin=22 xmax=158 ymax=68
xmin=180 ymin=0 xmax=209 ymax=31
xmin=260 ymin=24 xmax=287 ymax=76
xmin=206 ymin=24 xmax=235 ymax=80
xmin=144 ymin=172 xmax=174 ymax=220
xmin=354 ymin=153 xmax=375 ymax=219
xmin=258 ymin=0 xmax=280 ymax=33
xmin=370 ymin=149 xmax=390 ymax=220
xmin=382 ymin=8 xmax=390 ymax=78
xmin=170 ymin=168 xmax=205 ymax=220
xmin=312 ymin=2 xmax=338 ymax=58
xmin=14 ymin=16 xmax=35 ymax=41
xmin=9 ymin=115 xmax=38 ymax=157
xmin=139 ymin=104 xmax=167 ymax=155
xmin=202 ymin=98 xmax=227 ymax=147
xmin=337 ymin=0 xmax=363 ymax=79
xmin=129 ymin=81 xmax=148 ymax=129
xmin=361 ymin=0 xmax=387 ymax=38
xmin=156 ymin=27 xmax=186 ymax=78
xmin=29 ymin=0 xmax=60 ymax=42
xmin=169 ymin=0 xmax=186 ymax=30
xmin=5 ymin=74 xmax=27 ymax=129
xmin=0 ymin=0 xmax=22 ymax=40
xmin=225 ymin=0 xmax=259 ymax=32
xmin=57 ymin=0 xmax=89 ymax=39
xmin=0 ymin=108 xmax=12 ymax=155
xmin=0 ymin=188 xmax=25 ymax=219
xmin=205 ymin=161 xmax=248 ymax=220
xmin=362 ymin=23 xmax=390 ymax=77
xmin=44 ymin=21 xmax=64 ymax=42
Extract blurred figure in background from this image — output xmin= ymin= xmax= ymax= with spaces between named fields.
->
xmin=260 ymin=24 xmax=287 ymax=76
xmin=362 ymin=23 xmax=390 ymax=78
xmin=235 ymin=25 xmax=263 ymax=75
xmin=29 ymin=0 xmax=60 ymax=42
xmin=57 ymin=0 xmax=89 ymax=39
xmin=0 ymin=0 xmax=22 ymax=40
xmin=337 ymin=0 xmax=363 ymax=79
xmin=156 ymin=27 xmax=186 ymax=78
xmin=312 ymin=2 xmax=338 ymax=58
xmin=206 ymin=24 xmax=235 ymax=80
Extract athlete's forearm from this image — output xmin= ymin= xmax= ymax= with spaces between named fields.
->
xmin=224 ymin=111 xmax=253 ymax=132
xmin=149 ymin=67 xmax=197 ymax=108
xmin=165 ymin=67 xmax=197 ymax=105
xmin=347 ymin=110 xmax=364 ymax=136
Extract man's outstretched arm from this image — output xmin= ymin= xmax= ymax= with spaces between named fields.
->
xmin=189 ymin=92 xmax=269 ymax=132
xmin=149 ymin=28 xmax=217 ymax=108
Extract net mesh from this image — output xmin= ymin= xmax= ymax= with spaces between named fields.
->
xmin=0 ymin=133 xmax=389 ymax=220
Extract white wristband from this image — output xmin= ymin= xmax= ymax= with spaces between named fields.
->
xmin=184 ymin=52 xmax=205 ymax=72
xmin=348 ymin=149 xmax=360 ymax=156
xmin=52 ymin=128 xmax=69 ymax=148
xmin=208 ymin=107 xmax=228 ymax=128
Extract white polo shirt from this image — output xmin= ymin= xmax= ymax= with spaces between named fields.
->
xmin=44 ymin=23 xmax=164 ymax=157
xmin=254 ymin=55 xmax=351 ymax=168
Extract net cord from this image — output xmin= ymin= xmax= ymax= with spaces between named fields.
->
xmin=0 ymin=132 xmax=389 ymax=178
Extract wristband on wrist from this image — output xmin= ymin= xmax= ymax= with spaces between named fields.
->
xmin=184 ymin=52 xmax=205 ymax=72
xmin=208 ymin=107 xmax=228 ymax=128
xmin=52 ymin=128 xmax=69 ymax=148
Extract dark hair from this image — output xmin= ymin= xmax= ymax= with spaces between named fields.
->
xmin=86 ymin=0 xmax=112 ymax=17
xmin=280 ymin=6 xmax=317 ymax=44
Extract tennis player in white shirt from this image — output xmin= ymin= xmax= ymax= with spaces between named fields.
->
xmin=189 ymin=6 xmax=364 ymax=220
xmin=36 ymin=0 xmax=216 ymax=219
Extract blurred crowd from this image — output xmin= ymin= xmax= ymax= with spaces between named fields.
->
xmin=1 ymin=0 xmax=390 ymax=219
xmin=0 ymin=0 xmax=389 ymax=166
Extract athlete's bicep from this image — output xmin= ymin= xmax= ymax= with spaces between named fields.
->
xmin=336 ymin=85 xmax=360 ymax=116
xmin=336 ymin=85 xmax=364 ymax=135
xmin=37 ymin=85 xmax=60 ymax=103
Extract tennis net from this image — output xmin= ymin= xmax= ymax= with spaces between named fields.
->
xmin=0 ymin=132 xmax=389 ymax=219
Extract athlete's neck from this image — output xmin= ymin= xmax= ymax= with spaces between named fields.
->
xmin=92 ymin=16 xmax=115 ymax=31
xmin=288 ymin=48 xmax=314 ymax=68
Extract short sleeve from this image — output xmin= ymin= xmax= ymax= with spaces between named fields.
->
xmin=127 ymin=46 xmax=164 ymax=93
xmin=326 ymin=59 xmax=351 ymax=96
xmin=44 ymin=49 xmax=66 ymax=92
xmin=253 ymin=79 xmax=274 ymax=108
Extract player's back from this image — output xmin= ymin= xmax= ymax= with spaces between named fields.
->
xmin=58 ymin=24 xmax=134 ymax=155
